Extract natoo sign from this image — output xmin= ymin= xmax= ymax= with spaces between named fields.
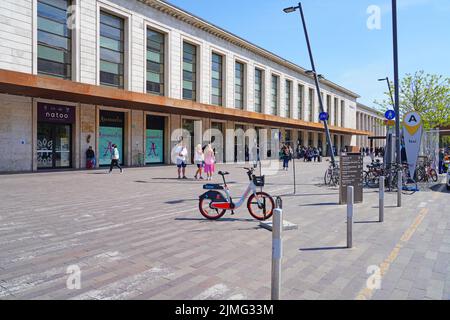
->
xmin=38 ymin=103 xmax=75 ymax=124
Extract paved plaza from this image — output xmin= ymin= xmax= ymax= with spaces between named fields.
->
xmin=0 ymin=158 xmax=449 ymax=300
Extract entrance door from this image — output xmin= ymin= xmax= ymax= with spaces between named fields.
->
xmin=37 ymin=123 xmax=72 ymax=169
xmin=99 ymin=110 xmax=125 ymax=166
xmin=211 ymin=122 xmax=224 ymax=163
xmin=146 ymin=115 xmax=165 ymax=164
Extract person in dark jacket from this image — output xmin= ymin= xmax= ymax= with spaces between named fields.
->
xmin=86 ymin=146 xmax=95 ymax=169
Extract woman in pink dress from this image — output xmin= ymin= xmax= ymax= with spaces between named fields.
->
xmin=203 ymin=144 xmax=216 ymax=181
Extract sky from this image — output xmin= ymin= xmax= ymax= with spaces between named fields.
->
xmin=165 ymin=0 xmax=450 ymax=109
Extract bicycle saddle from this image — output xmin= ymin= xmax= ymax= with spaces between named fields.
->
xmin=218 ymin=171 xmax=229 ymax=176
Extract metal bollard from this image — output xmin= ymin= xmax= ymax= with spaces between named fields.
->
xmin=271 ymin=197 xmax=283 ymax=300
xmin=379 ymin=176 xmax=385 ymax=222
xmin=397 ymin=170 xmax=402 ymax=207
xmin=347 ymin=186 xmax=354 ymax=249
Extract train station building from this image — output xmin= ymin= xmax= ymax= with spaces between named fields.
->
xmin=0 ymin=0 xmax=371 ymax=172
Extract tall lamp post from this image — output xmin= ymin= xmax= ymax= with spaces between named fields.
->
xmin=283 ymin=3 xmax=336 ymax=168
xmin=392 ymin=0 xmax=401 ymax=206
xmin=378 ymin=77 xmax=395 ymax=109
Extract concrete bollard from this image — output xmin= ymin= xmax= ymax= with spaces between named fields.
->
xmin=271 ymin=197 xmax=283 ymax=300
xmin=347 ymin=186 xmax=354 ymax=249
xmin=397 ymin=169 xmax=402 ymax=208
xmin=379 ymin=176 xmax=385 ymax=222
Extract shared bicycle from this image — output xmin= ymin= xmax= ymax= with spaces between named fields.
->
xmin=198 ymin=167 xmax=275 ymax=221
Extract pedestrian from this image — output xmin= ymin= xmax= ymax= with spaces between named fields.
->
xmin=313 ymin=147 xmax=318 ymax=162
xmin=194 ymin=144 xmax=204 ymax=180
xmin=204 ymin=144 xmax=216 ymax=180
xmin=86 ymin=146 xmax=96 ymax=169
xmin=108 ymin=144 xmax=123 ymax=174
xmin=281 ymin=144 xmax=291 ymax=171
xmin=318 ymin=147 xmax=322 ymax=162
xmin=174 ymin=139 xmax=188 ymax=179
xmin=438 ymin=148 xmax=444 ymax=174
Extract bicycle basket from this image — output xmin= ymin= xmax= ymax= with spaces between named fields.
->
xmin=252 ymin=175 xmax=265 ymax=187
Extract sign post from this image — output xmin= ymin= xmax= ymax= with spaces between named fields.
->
xmin=402 ymin=111 xmax=423 ymax=180
xmin=339 ymin=153 xmax=363 ymax=204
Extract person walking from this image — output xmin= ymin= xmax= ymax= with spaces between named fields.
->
xmin=438 ymin=148 xmax=445 ymax=174
xmin=312 ymin=147 xmax=318 ymax=162
xmin=108 ymin=144 xmax=123 ymax=174
xmin=317 ymin=147 xmax=322 ymax=162
xmin=174 ymin=140 xmax=188 ymax=179
xmin=281 ymin=144 xmax=290 ymax=171
xmin=194 ymin=144 xmax=204 ymax=180
xmin=204 ymin=144 xmax=216 ymax=180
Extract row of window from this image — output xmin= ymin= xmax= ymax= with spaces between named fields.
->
xmin=36 ymin=0 xmax=345 ymax=124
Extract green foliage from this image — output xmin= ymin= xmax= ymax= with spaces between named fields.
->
xmin=375 ymin=71 xmax=450 ymax=130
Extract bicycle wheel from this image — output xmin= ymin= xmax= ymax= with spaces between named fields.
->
xmin=429 ymin=169 xmax=438 ymax=182
xmin=415 ymin=167 xmax=425 ymax=182
xmin=402 ymin=178 xmax=418 ymax=195
xmin=365 ymin=171 xmax=379 ymax=188
xmin=247 ymin=192 xmax=275 ymax=221
xmin=198 ymin=192 xmax=227 ymax=220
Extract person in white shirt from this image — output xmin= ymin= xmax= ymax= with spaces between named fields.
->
xmin=109 ymin=144 xmax=123 ymax=174
xmin=174 ymin=140 xmax=188 ymax=179
xmin=194 ymin=144 xmax=204 ymax=180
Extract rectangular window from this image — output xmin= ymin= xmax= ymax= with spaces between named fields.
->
xmin=183 ymin=42 xmax=197 ymax=101
xmin=285 ymin=80 xmax=291 ymax=118
xmin=37 ymin=0 xmax=72 ymax=79
xmin=146 ymin=29 xmax=165 ymax=96
xmin=334 ymin=97 xmax=339 ymax=126
xmin=100 ymin=11 xmax=125 ymax=88
xmin=308 ymin=88 xmax=314 ymax=121
xmin=298 ymin=84 xmax=304 ymax=120
xmin=271 ymin=75 xmax=279 ymax=115
xmin=327 ymin=95 xmax=332 ymax=119
xmin=235 ymin=61 xmax=244 ymax=109
xmin=211 ymin=52 xmax=223 ymax=106
xmin=254 ymin=68 xmax=263 ymax=113
xmin=341 ymin=100 xmax=345 ymax=127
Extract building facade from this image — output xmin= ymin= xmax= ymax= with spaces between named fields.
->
xmin=0 ymin=0 xmax=368 ymax=172
xmin=355 ymin=103 xmax=386 ymax=149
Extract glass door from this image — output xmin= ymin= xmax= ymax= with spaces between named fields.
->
xmin=37 ymin=123 xmax=72 ymax=169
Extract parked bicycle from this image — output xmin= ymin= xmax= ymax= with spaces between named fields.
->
xmin=363 ymin=159 xmax=384 ymax=188
xmin=385 ymin=162 xmax=418 ymax=195
xmin=324 ymin=161 xmax=340 ymax=186
xmin=415 ymin=159 xmax=438 ymax=183
xmin=198 ymin=167 xmax=275 ymax=220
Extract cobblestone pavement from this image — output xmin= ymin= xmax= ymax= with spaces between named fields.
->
xmin=0 ymin=158 xmax=449 ymax=300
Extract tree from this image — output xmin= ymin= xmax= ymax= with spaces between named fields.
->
xmin=375 ymin=71 xmax=450 ymax=130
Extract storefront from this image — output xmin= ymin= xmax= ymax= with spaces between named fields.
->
xmin=98 ymin=110 xmax=125 ymax=166
xmin=37 ymin=103 xmax=74 ymax=169
xmin=146 ymin=115 xmax=165 ymax=164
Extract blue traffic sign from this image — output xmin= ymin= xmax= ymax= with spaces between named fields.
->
xmin=319 ymin=112 xmax=329 ymax=121
xmin=385 ymin=110 xmax=396 ymax=120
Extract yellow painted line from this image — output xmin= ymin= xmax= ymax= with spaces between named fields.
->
xmin=355 ymin=183 xmax=446 ymax=300
xmin=355 ymin=208 xmax=428 ymax=300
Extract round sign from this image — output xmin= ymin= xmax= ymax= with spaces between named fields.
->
xmin=385 ymin=110 xmax=396 ymax=120
xmin=319 ymin=112 xmax=329 ymax=121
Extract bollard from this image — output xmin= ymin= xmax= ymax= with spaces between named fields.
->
xmin=347 ymin=186 xmax=354 ymax=249
xmin=397 ymin=170 xmax=402 ymax=207
xmin=379 ymin=176 xmax=385 ymax=222
xmin=271 ymin=197 xmax=283 ymax=300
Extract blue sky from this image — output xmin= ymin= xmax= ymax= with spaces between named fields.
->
xmin=166 ymin=0 xmax=450 ymax=109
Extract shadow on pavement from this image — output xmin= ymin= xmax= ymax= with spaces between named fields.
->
xmin=354 ymin=220 xmax=380 ymax=224
xmin=299 ymin=202 xmax=339 ymax=206
xmin=430 ymin=183 xmax=449 ymax=193
xmin=175 ymin=217 xmax=256 ymax=223
xmin=299 ymin=246 xmax=347 ymax=251
xmin=278 ymin=192 xmax=338 ymax=197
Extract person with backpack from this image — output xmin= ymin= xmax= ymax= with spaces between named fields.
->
xmin=108 ymin=144 xmax=123 ymax=174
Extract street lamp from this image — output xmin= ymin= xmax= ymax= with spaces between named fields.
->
xmin=306 ymin=70 xmax=325 ymax=80
xmin=378 ymin=77 xmax=395 ymax=109
xmin=283 ymin=2 xmax=336 ymax=167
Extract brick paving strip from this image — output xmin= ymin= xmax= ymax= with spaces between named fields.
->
xmin=0 ymin=159 xmax=449 ymax=300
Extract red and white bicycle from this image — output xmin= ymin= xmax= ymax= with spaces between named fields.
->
xmin=198 ymin=167 xmax=275 ymax=220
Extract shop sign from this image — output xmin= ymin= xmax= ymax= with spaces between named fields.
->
xmin=38 ymin=103 xmax=75 ymax=124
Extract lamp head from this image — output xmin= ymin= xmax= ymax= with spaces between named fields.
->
xmin=283 ymin=6 xmax=297 ymax=13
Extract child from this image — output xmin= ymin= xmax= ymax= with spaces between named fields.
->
xmin=204 ymin=144 xmax=215 ymax=181
xmin=194 ymin=144 xmax=204 ymax=180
